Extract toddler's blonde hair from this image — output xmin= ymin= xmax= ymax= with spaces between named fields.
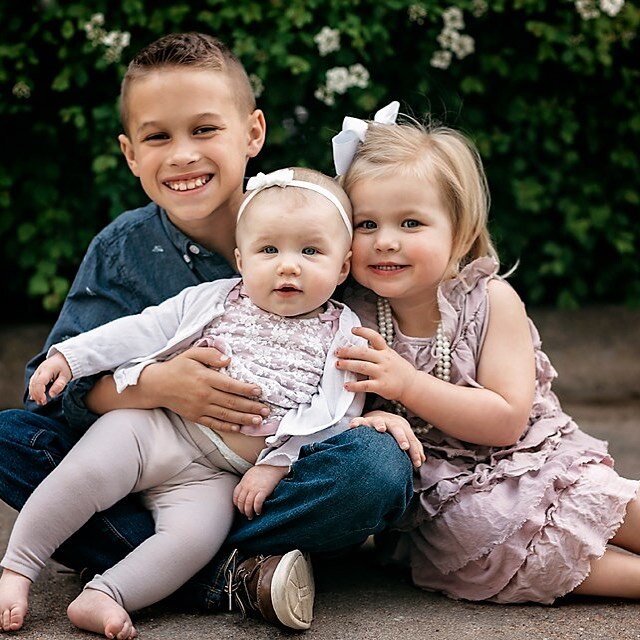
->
xmin=341 ymin=122 xmax=498 ymax=274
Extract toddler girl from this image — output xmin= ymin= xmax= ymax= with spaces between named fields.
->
xmin=334 ymin=104 xmax=640 ymax=604
xmin=0 ymin=168 xmax=368 ymax=638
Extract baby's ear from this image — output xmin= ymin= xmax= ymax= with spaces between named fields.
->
xmin=234 ymin=248 xmax=243 ymax=274
xmin=118 ymin=134 xmax=140 ymax=177
xmin=337 ymin=250 xmax=352 ymax=285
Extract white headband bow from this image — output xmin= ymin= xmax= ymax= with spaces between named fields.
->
xmin=237 ymin=168 xmax=352 ymax=238
xmin=331 ymin=100 xmax=400 ymax=176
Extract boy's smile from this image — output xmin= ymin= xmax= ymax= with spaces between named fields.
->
xmin=118 ymin=68 xmax=265 ymax=249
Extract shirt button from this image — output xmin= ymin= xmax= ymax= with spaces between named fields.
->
xmin=189 ymin=245 xmax=200 ymax=255
xmin=183 ymin=254 xmax=191 ymax=263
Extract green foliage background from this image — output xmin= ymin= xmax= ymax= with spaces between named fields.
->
xmin=2 ymin=0 xmax=639 ymax=317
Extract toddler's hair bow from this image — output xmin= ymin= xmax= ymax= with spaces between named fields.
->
xmin=331 ymin=101 xmax=400 ymax=176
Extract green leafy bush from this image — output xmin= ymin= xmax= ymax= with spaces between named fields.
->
xmin=2 ymin=0 xmax=638 ymax=315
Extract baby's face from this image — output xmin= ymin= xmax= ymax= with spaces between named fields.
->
xmin=235 ymin=191 xmax=351 ymax=317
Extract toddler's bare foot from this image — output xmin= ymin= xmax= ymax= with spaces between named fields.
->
xmin=67 ymin=588 xmax=137 ymax=639
xmin=0 ymin=568 xmax=31 ymax=631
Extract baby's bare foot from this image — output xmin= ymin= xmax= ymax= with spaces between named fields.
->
xmin=0 ymin=568 xmax=31 ymax=631
xmin=67 ymin=589 xmax=137 ymax=639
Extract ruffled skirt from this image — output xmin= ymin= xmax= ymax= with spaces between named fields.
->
xmin=392 ymin=422 xmax=639 ymax=604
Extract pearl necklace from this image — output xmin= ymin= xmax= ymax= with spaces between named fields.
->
xmin=376 ymin=297 xmax=451 ymax=436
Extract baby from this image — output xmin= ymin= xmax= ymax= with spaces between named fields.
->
xmin=0 ymin=168 xmax=365 ymax=639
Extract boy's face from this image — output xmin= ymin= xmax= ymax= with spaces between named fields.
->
xmin=234 ymin=191 xmax=351 ymax=318
xmin=118 ymin=68 xmax=265 ymax=233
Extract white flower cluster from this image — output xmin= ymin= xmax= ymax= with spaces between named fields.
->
xmin=431 ymin=6 xmax=475 ymax=70
xmin=408 ymin=4 xmax=428 ymax=25
xmin=471 ymin=0 xmax=488 ymax=17
xmin=249 ymin=73 xmax=264 ymax=98
xmin=12 ymin=81 xmax=31 ymax=99
xmin=83 ymin=13 xmax=131 ymax=63
xmin=574 ymin=0 xmax=625 ymax=19
xmin=314 ymin=63 xmax=369 ymax=106
xmin=314 ymin=26 xmax=340 ymax=56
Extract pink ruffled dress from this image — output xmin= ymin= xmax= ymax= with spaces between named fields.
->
xmin=349 ymin=257 xmax=639 ymax=604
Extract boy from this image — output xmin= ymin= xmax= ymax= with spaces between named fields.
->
xmin=0 ymin=33 xmax=413 ymax=631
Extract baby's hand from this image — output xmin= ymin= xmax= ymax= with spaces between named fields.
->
xmin=233 ymin=464 xmax=289 ymax=519
xmin=350 ymin=410 xmax=425 ymax=468
xmin=28 ymin=352 xmax=73 ymax=406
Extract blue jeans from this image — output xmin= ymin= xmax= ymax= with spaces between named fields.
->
xmin=0 ymin=409 xmax=413 ymax=610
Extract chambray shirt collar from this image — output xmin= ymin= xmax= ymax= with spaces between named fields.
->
xmin=158 ymin=207 xmax=238 ymax=278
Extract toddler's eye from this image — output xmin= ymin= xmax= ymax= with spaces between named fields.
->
xmin=302 ymin=247 xmax=317 ymax=256
xmin=402 ymin=219 xmax=421 ymax=228
xmin=262 ymin=246 xmax=278 ymax=254
xmin=356 ymin=220 xmax=377 ymax=230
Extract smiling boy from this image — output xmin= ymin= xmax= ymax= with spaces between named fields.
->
xmin=0 ymin=33 xmax=413 ymax=631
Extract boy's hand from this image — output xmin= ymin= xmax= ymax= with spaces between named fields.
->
xmin=29 ymin=352 xmax=73 ymax=405
xmin=233 ymin=464 xmax=289 ymax=519
xmin=350 ymin=410 xmax=425 ymax=468
xmin=141 ymin=346 xmax=269 ymax=433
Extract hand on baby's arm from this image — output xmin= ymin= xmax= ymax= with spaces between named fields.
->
xmin=350 ymin=410 xmax=425 ymax=468
xmin=233 ymin=464 xmax=289 ymax=520
xmin=28 ymin=352 xmax=72 ymax=406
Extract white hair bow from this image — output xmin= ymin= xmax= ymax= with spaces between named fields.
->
xmin=331 ymin=101 xmax=400 ymax=176
xmin=246 ymin=168 xmax=295 ymax=191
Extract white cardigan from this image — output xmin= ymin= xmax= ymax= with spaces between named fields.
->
xmin=51 ymin=278 xmax=366 ymax=467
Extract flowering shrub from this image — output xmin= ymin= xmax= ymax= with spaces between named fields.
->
xmin=1 ymin=0 xmax=639 ymax=315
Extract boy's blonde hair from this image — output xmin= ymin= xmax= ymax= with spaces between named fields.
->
xmin=341 ymin=122 xmax=498 ymax=273
xmin=120 ymin=32 xmax=255 ymax=134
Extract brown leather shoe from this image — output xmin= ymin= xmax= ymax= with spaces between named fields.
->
xmin=224 ymin=549 xmax=314 ymax=630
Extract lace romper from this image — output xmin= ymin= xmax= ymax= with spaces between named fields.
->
xmin=350 ymin=257 xmax=639 ymax=604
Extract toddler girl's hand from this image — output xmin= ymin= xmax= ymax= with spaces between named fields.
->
xmin=28 ymin=352 xmax=73 ymax=406
xmin=336 ymin=327 xmax=419 ymax=405
xmin=350 ymin=410 xmax=425 ymax=468
xmin=233 ymin=464 xmax=289 ymax=520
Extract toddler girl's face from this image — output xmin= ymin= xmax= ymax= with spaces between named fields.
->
xmin=349 ymin=173 xmax=453 ymax=306
xmin=234 ymin=192 xmax=351 ymax=318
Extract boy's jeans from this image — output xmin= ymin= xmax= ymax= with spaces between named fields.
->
xmin=0 ymin=409 xmax=413 ymax=611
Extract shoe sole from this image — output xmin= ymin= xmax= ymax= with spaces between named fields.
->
xmin=270 ymin=550 xmax=315 ymax=630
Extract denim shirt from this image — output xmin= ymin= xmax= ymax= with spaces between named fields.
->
xmin=24 ymin=202 xmax=237 ymax=433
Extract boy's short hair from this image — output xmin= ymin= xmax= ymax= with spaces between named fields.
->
xmin=120 ymin=32 xmax=256 ymax=134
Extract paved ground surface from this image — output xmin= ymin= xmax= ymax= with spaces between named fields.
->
xmin=0 ymin=308 xmax=639 ymax=639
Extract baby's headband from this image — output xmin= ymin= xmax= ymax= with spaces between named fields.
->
xmin=237 ymin=168 xmax=353 ymax=239
xmin=331 ymin=100 xmax=400 ymax=176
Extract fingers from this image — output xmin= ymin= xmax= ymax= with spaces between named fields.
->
xmin=335 ymin=343 xmax=380 ymax=363
xmin=349 ymin=416 xmax=387 ymax=432
xmin=48 ymin=372 xmax=71 ymax=398
xmin=384 ymin=422 xmax=425 ymax=468
xmin=183 ymin=345 xmax=231 ymax=369
xmin=204 ymin=368 xmax=262 ymax=399
xmin=350 ymin=326 xmax=388 ymax=350
xmin=233 ymin=482 xmax=261 ymax=520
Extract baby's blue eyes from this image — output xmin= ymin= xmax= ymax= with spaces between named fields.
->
xmin=402 ymin=219 xmax=420 ymax=228
xmin=261 ymin=247 xmax=318 ymax=255
xmin=357 ymin=220 xmax=377 ymax=230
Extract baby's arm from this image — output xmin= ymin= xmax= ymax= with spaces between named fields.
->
xmin=337 ymin=280 xmax=535 ymax=447
xmin=29 ymin=352 xmax=73 ymax=406
xmin=233 ymin=465 xmax=289 ymax=519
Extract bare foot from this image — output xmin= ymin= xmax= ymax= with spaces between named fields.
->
xmin=67 ymin=588 xmax=137 ymax=639
xmin=0 ymin=568 xmax=31 ymax=631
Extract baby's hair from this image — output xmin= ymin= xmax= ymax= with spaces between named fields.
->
xmin=120 ymin=32 xmax=255 ymax=135
xmin=237 ymin=167 xmax=353 ymax=246
xmin=342 ymin=121 xmax=498 ymax=273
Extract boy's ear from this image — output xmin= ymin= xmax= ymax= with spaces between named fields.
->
xmin=337 ymin=250 xmax=352 ymax=285
xmin=234 ymin=248 xmax=243 ymax=274
xmin=118 ymin=134 xmax=140 ymax=177
xmin=246 ymin=109 xmax=266 ymax=159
